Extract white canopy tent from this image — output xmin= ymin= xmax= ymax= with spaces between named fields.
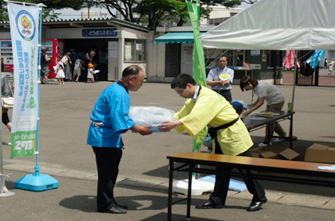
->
xmin=201 ymin=0 xmax=335 ymax=141
xmin=202 ymin=0 xmax=335 ymax=50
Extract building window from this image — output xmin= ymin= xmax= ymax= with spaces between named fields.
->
xmin=226 ymin=50 xmax=244 ymax=67
xmin=124 ymin=39 xmax=145 ymax=62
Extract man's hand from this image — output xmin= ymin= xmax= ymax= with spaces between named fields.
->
xmin=138 ymin=126 xmax=152 ymax=136
xmin=242 ymin=109 xmax=253 ymax=117
xmin=159 ymin=120 xmax=182 ymax=131
xmin=131 ymin=124 xmax=152 ymax=135
xmin=220 ymin=79 xmax=230 ymax=85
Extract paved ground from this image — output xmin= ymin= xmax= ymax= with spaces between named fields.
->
xmin=282 ymin=68 xmax=335 ymax=86
xmin=0 ymin=77 xmax=334 ymax=220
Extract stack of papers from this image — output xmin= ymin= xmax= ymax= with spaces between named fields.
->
xmin=318 ymin=165 xmax=335 ymax=171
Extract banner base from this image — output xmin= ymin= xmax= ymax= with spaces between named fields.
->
xmin=0 ymin=191 xmax=15 ymax=197
xmin=15 ymin=173 xmax=58 ymax=192
xmin=0 ymin=186 xmax=15 ymax=197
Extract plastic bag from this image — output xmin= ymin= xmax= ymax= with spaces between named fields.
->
xmin=129 ymin=106 xmax=177 ymax=132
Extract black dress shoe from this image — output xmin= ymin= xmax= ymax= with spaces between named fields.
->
xmin=195 ymin=200 xmax=224 ymax=209
xmin=106 ymin=205 xmax=127 ymax=214
xmin=247 ymin=200 xmax=266 ymax=211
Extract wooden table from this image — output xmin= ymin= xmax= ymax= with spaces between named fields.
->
xmin=167 ymin=152 xmax=335 ymax=221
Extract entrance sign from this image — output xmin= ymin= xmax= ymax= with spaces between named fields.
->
xmin=82 ymin=28 xmax=118 ymax=37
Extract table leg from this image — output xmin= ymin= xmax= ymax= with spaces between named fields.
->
xmin=266 ymin=123 xmax=271 ymax=145
xmin=167 ymin=160 xmax=174 ymax=221
xmin=186 ymin=164 xmax=193 ymax=219
xmin=289 ymin=114 xmax=293 ymax=149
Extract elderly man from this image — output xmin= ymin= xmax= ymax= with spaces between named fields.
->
xmin=87 ymin=65 xmax=152 ymax=214
xmin=207 ymin=55 xmax=234 ymax=102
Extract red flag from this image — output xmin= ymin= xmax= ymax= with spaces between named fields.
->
xmin=284 ymin=50 xmax=295 ymax=69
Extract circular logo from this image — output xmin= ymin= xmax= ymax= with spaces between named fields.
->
xmin=16 ymin=10 xmax=36 ymax=41
xmin=219 ymin=73 xmax=230 ymax=80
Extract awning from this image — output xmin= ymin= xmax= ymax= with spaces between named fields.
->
xmin=155 ymin=32 xmax=205 ymax=44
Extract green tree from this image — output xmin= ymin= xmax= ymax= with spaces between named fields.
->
xmin=92 ymin=0 xmax=253 ymax=29
xmin=136 ymin=0 xmax=188 ymax=28
xmin=0 ymin=0 xmax=88 ymax=21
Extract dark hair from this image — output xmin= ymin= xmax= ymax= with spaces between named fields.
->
xmin=171 ymin=73 xmax=196 ymax=89
xmin=217 ymin=55 xmax=228 ymax=61
xmin=239 ymin=76 xmax=258 ymax=91
xmin=122 ymin=65 xmax=143 ymax=78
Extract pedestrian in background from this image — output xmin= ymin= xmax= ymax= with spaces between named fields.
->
xmin=206 ymin=55 xmax=234 ymax=102
xmin=328 ymin=58 xmax=334 ymax=75
xmin=40 ymin=47 xmax=51 ymax=84
xmin=87 ymin=63 xmax=95 ymax=83
xmin=1 ymin=73 xmax=12 ymax=132
xmin=56 ymin=62 xmax=65 ymax=85
xmin=87 ymin=65 xmax=152 ymax=214
xmin=73 ymin=57 xmax=85 ymax=82
xmin=324 ymin=58 xmax=328 ymax=70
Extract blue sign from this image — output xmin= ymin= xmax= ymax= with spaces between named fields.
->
xmin=82 ymin=28 xmax=118 ymax=37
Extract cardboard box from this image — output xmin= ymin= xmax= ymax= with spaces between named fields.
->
xmin=251 ymin=146 xmax=299 ymax=160
xmin=260 ymin=151 xmax=278 ymax=159
xmin=278 ymin=148 xmax=300 ymax=160
xmin=305 ymin=143 xmax=335 ymax=163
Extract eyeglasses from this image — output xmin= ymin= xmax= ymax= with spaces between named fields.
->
xmin=175 ymin=88 xmax=185 ymax=94
xmin=139 ymin=77 xmax=147 ymax=83
xmin=134 ymin=76 xmax=147 ymax=83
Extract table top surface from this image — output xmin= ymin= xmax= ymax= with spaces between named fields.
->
xmin=242 ymin=111 xmax=293 ymax=130
xmin=167 ymin=152 xmax=335 ymax=174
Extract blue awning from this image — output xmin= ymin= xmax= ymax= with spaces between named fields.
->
xmin=155 ymin=32 xmax=205 ymax=44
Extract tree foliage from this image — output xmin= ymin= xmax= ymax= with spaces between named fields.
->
xmin=0 ymin=0 xmax=256 ymax=28
xmin=0 ymin=0 xmax=87 ymax=21
xmin=90 ymin=0 xmax=251 ymax=29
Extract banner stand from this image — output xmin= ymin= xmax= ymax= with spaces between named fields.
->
xmin=0 ymin=62 xmax=15 ymax=196
xmin=15 ymin=166 xmax=58 ymax=191
xmin=5 ymin=1 xmax=58 ymax=191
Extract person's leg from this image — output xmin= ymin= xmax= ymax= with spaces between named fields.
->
xmin=2 ymin=110 xmax=11 ymax=131
xmin=92 ymin=147 xmax=123 ymax=212
xmin=197 ymin=143 xmax=229 ymax=208
xmin=239 ymin=150 xmax=266 ymax=201
xmin=44 ymin=75 xmax=49 ymax=84
xmin=208 ymin=166 xmax=231 ymax=206
xmin=264 ymin=102 xmax=286 ymax=142
xmin=239 ymin=149 xmax=267 ymax=211
xmin=218 ymin=90 xmax=232 ymax=103
xmin=6 ymin=122 xmax=12 ymax=131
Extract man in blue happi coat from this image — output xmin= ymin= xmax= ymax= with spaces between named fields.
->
xmin=87 ymin=65 xmax=152 ymax=214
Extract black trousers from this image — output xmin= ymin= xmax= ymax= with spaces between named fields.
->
xmin=214 ymin=89 xmax=232 ymax=103
xmin=92 ymin=146 xmax=123 ymax=212
xmin=209 ymin=147 xmax=267 ymax=205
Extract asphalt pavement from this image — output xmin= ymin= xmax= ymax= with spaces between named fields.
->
xmin=0 ymin=78 xmax=335 ymax=220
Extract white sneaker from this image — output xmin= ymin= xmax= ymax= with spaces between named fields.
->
xmin=274 ymin=138 xmax=284 ymax=143
xmin=258 ymin=142 xmax=272 ymax=147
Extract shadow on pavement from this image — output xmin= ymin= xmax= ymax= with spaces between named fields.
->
xmin=140 ymin=212 xmax=223 ymax=221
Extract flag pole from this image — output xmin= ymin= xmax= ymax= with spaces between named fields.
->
xmin=13 ymin=2 xmax=58 ymax=192
xmin=0 ymin=52 xmax=15 ymax=197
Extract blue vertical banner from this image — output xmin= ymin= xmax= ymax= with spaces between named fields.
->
xmin=186 ymin=0 xmax=208 ymax=151
xmin=8 ymin=3 xmax=39 ymax=158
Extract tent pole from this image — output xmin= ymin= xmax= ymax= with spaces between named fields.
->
xmin=292 ymin=54 xmax=298 ymax=112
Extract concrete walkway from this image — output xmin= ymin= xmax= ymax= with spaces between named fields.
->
xmin=1 ymin=80 xmax=335 ymax=220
